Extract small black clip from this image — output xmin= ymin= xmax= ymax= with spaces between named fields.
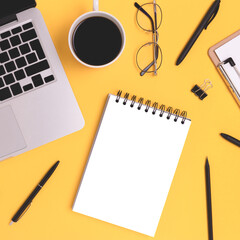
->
xmin=191 ymin=79 xmax=213 ymax=100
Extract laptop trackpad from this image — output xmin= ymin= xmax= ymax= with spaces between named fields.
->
xmin=0 ymin=106 xmax=27 ymax=158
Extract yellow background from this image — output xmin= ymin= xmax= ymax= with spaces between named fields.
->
xmin=1 ymin=0 xmax=240 ymax=239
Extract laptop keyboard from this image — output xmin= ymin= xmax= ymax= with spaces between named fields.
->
xmin=0 ymin=22 xmax=56 ymax=102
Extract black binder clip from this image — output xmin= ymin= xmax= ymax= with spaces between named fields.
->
xmin=191 ymin=79 xmax=213 ymax=100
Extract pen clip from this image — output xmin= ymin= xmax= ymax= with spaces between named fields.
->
xmin=16 ymin=203 xmax=32 ymax=221
xmin=204 ymin=3 xmax=220 ymax=30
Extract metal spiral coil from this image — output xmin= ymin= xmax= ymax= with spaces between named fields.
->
xmin=180 ymin=111 xmax=187 ymax=124
xmin=137 ymin=97 xmax=144 ymax=110
xmin=152 ymin=102 xmax=158 ymax=115
xmin=173 ymin=109 xmax=180 ymax=122
xmin=145 ymin=100 xmax=151 ymax=112
xmin=159 ymin=104 xmax=165 ymax=117
xmin=130 ymin=95 xmax=137 ymax=107
xmin=115 ymin=91 xmax=187 ymax=124
xmin=123 ymin=93 xmax=129 ymax=105
xmin=116 ymin=90 xmax=122 ymax=103
xmin=166 ymin=107 xmax=173 ymax=119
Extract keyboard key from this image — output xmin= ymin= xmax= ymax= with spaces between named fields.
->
xmin=9 ymin=47 xmax=20 ymax=59
xmin=20 ymin=29 xmax=37 ymax=42
xmin=5 ymin=61 xmax=16 ymax=72
xmin=4 ymin=73 xmax=15 ymax=85
xmin=10 ymin=82 xmax=23 ymax=96
xmin=0 ymin=78 xmax=4 ymax=88
xmin=1 ymin=31 xmax=11 ymax=39
xmin=44 ymin=75 xmax=55 ymax=83
xmin=22 ymin=22 xmax=33 ymax=30
xmin=25 ymin=60 xmax=49 ymax=76
xmin=0 ymin=39 xmax=11 ymax=50
xmin=15 ymin=57 xmax=27 ymax=68
xmin=26 ymin=52 xmax=37 ymax=64
xmin=0 ymin=65 xmax=5 ymax=75
xmin=23 ymin=83 xmax=33 ymax=91
xmin=0 ymin=87 xmax=12 ymax=101
xmin=14 ymin=69 xmax=26 ymax=80
xmin=12 ymin=27 xmax=22 ymax=35
xmin=10 ymin=35 xmax=21 ymax=46
xmin=30 ymin=39 xmax=45 ymax=59
xmin=32 ymin=74 xmax=44 ymax=87
xmin=0 ymin=52 xmax=9 ymax=63
xmin=19 ymin=43 xmax=31 ymax=54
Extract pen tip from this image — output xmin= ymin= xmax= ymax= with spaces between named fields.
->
xmin=176 ymin=58 xmax=182 ymax=66
xmin=9 ymin=221 xmax=13 ymax=226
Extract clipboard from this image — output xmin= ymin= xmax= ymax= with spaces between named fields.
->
xmin=209 ymin=30 xmax=240 ymax=107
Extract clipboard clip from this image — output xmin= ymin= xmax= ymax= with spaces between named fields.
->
xmin=219 ymin=57 xmax=236 ymax=67
xmin=218 ymin=57 xmax=240 ymax=78
xmin=217 ymin=58 xmax=240 ymax=104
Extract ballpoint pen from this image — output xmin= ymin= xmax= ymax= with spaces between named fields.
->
xmin=220 ymin=133 xmax=240 ymax=147
xmin=10 ymin=161 xmax=60 ymax=225
xmin=205 ymin=158 xmax=213 ymax=240
xmin=176 ymin=0 xmax=221 ymax=65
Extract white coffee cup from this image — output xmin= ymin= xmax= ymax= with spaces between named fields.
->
xmin=68 ymin=0 xmax=126 ymax=68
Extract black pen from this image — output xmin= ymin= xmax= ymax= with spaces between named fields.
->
xmin=205 ymin=158 xmax=213 ymax=240
xmin=176 ymin=0 xmax=221 ymax=65
xmin=10 ymin=161 xmax=60 ymax=225
xmin=220 ymin=133 xmax=240 ymax=147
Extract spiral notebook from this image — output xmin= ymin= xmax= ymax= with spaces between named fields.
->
xmin=73 ymin=91 xmax=191 ymax=237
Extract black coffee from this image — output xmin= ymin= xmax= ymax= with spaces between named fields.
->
xmin=73 ymin=17 xmax=122 ymax=66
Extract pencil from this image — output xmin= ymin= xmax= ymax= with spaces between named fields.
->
xmin=205 ymin=158 xmax=213 ymax=240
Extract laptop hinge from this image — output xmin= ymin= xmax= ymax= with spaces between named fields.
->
xmin=0 ymin=14 xmax=17 ymax=27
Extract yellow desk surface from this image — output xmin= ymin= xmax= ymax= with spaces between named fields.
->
xmin=1 ymin=0 xmax=240 ymax=239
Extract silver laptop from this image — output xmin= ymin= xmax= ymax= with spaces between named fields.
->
xmin=0 ymin=0 xmax=85 ymax=161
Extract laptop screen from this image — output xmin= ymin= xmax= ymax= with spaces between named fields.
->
xmin=0 ymin=0 xmax=36 ymax=20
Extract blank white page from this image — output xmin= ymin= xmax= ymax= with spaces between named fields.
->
xmin=73 ymin=94 xmax=191 ymax=237
xmin=215 ymin=35 xmax=240 ymax=94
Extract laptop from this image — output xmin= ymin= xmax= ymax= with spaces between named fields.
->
xmin=0 ymin=0 xmax=85 ymax=161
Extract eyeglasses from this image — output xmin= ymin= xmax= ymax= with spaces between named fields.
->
xmin=134 ymin=1 xmax=163 ymax=76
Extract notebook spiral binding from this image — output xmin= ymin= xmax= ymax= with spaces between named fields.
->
xmin=116 ymin=90 xmax=187 ymax=124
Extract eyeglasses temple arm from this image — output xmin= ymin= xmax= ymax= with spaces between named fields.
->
xmin=140 ymin=45 xmax=159 ymax=76
xmin=140 ymin=61 xmax=154 ymax=76
xmin=153 ymin=0 xmax=157 ymax=32
xmin=134 ymin=2 xmax=155 ymax=33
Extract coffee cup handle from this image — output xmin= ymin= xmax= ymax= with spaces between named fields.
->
xmin=93 ymin=0 xmax=99 ymax=11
